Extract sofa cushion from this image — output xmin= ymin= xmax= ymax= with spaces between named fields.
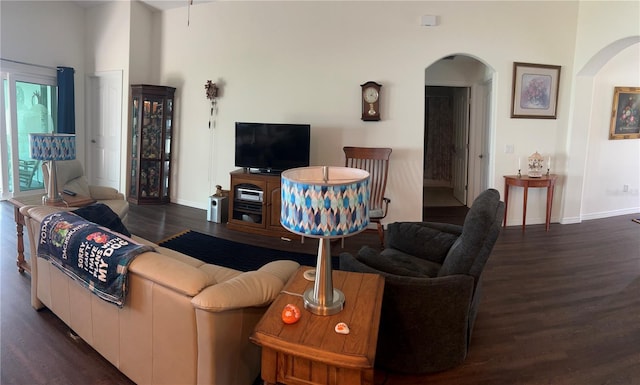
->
xmin=72 ymin=203 xmax=131 ymax=237
xmin=357 ymin=246 xmax=441 ymax=278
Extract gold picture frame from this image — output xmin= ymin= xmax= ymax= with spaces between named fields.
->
xmin=511 ymin=62 xmax=561 ymax=119
xmin=609 ymin=87 xmax=640 ymax=140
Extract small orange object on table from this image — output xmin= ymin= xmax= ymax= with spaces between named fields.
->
xmin=250 ymin=266 xmax=384 ymax=385
xmin=281 ymin=303 xmax=301 ymax=324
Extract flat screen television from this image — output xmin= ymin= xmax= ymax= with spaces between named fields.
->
xmin=235 ymin=122 xmax=311 ymax=173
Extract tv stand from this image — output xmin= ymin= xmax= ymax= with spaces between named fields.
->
xmin=227 ymin=169 xmax=293 ymax=238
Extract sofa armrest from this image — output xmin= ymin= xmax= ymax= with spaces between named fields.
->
xmin=191 ymin=269 xmax=290 ymax=312
xmin=386 ymin=222 xmax=462 ymax=264
xmin=257 ymin=260 xmax=300 ymax=284
xmin=89 ymin=185 xmax=125 ymax=201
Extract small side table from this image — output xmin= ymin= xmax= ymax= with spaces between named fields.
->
xmin=8 ymin=194 xmax=96 ymax=273
xmin=250 ymin=267 xmax=384 ymax=385
xmin=503 ymin=174 xmax=557 ymax=232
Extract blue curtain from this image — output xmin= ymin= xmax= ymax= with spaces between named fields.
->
xmin=57 ymin=66 xmax=75 ymax=134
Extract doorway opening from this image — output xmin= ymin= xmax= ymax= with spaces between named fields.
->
xmin=1 ymin=60 xmax=57 ymax=199
xmin=423 ymin=86 xmax=468 ymax=207
xmin=423 ymin=55 xmax=493 ymax=223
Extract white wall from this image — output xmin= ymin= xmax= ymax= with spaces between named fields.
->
xmin=2 ymin=0 xmax=638 ymax=227
xmin=1 ymin=0 xmax=86 ymax=161
xmin=156 ymin=1 xmax=582 ymax=226
xmin=562 ymin=0 xmax=640 ymax=223
xmin=129 ymin=1 xmax=153 ymax=85
xmin=85 ymin=1 xmax=132 ymax=188
xmin=583 ymin=44 xmax=640 ymax=218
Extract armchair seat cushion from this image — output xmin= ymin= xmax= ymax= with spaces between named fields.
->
xmin=62 ymin=175 xmax=91 ymax=198
xmin=356 ymin=246 xmax=441 ymax=278
xmin=369 ymin=208 xmax=385 ymax=218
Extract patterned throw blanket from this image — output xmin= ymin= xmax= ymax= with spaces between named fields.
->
xmin=38 ymin=211 xmax=153 ymax=307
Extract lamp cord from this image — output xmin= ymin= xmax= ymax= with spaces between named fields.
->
xmin=280 ymin=290 xmax=303 ymax=298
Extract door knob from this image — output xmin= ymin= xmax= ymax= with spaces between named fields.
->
xmin=91 ymin=140 xmax=96 ymax=143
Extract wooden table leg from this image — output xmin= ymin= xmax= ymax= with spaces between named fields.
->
xmin=260 ymin=347 xmax=277 ymax=385
xmin=503 ymin=184 xmax=510 ymax=228
xmin=12 ymin=205 xmax=29 ymax=274
xmin=522 ymin=186 xmax=528 ymax=233
xmin=15 ymin=222 xmax=26 ymax=273
xmin=545 ymin=184 xmax=554 ymax=231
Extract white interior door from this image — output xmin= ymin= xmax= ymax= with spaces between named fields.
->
xmin=452 ymin=87 xmax=469 ymax=205
xmin=86 ymin=71 xmax=122 ymax=191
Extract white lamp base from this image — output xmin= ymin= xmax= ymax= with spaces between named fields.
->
xmin=303 ymin=288 xmax=345 ymax=316
xmin=303 ymin=237 xmax=345 ymax=316
xmin=43 ymin=160 xmax=63 ymax=206
xmin=42 ymin=194 xmax=64 ymax=205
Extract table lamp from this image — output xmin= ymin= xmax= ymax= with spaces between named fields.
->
xmin=29 ymin=133 xmax=76 ymax=205
xmin=281 ymin=166 xmax=370 ymax=315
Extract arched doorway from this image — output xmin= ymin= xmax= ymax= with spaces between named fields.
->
xmin=423 ymin=55 xmax=494 ymax=223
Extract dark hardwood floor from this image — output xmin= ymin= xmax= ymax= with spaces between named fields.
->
xmin=2 ymin=200 xmax=639 ymax=385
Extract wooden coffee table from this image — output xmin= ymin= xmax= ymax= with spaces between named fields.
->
xmin=8 ymin=193 xmax=96 ymax=273
xmin=250 ymin=266 xmax=384 ymax=385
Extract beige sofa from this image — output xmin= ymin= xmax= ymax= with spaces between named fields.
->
xmin=21 ymin=205 xmax=299 ymax=385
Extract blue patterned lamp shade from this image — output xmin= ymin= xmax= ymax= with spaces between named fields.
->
xmin=281 ymin=166 xmax=370 ymax=239
xmin=29 ymin=133 xmax=76 ymax=161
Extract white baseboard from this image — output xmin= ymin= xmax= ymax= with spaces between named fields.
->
xmin=579 ymin=207 xmax=640 ymax=221
xmin=174 ymin=198 xmax=207 ymax=210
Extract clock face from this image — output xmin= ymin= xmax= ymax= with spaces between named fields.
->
xmin=363 ymin=87 xmax=379 ymax=103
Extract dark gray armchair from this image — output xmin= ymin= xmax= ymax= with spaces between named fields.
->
xmin=339 ymin=188 xmax=505 ymax=374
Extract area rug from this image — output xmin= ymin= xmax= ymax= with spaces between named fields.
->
xmin=158 ymin=230 xmax=334 ymax=272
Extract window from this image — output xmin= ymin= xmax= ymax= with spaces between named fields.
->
xmin=1 ymin=60 xmax=57 ymax=198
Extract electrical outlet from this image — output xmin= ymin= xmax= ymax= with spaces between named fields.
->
xmin=623 ymin=184 xmax=629 ymax=192
xmin=505 ymin=144 xmax=514 ymax=154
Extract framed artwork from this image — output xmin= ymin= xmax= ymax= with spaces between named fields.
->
xmin=609 ymin=87 xmax=640 ymax=140
xmin=511 ymin=62 xmax=561 ymax=119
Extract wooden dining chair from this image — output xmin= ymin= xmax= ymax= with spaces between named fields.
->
xmin=343 ymin=146 xmax=392 ymax=247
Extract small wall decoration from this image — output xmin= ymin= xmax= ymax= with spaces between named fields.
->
xmin=609 ymin=87 xmax=640 ymax=140
xmin=511 ymin=62 xmax=561 ymax=119
xmin=205 ymin=80 xmax=219 ymax=129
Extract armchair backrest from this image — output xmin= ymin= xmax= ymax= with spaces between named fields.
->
xmin=438 ymin=188 xmax=505 ymax=284
xmin=42 ymin=160 xmax=91 ymax=197
xmin=343 ymin=146 xmax=392 ymax=216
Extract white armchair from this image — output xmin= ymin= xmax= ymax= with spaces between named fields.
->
xmin=43 ymin=160 xmax=129 ymax=219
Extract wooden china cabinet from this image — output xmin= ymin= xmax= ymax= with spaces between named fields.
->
xmin=128 ymin=85 xmax=176 ymax=205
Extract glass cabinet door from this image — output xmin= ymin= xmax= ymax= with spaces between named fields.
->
xmin=129 ymin=96 xmax=139 ymax=198
xmin=161 ymin=97 xmax=173 ymax=200
xmin=128 ymin=85 xmax=175 ymax=204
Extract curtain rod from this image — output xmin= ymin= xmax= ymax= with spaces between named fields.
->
xmin=1 ymin=58 xmax=58 ymax=71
